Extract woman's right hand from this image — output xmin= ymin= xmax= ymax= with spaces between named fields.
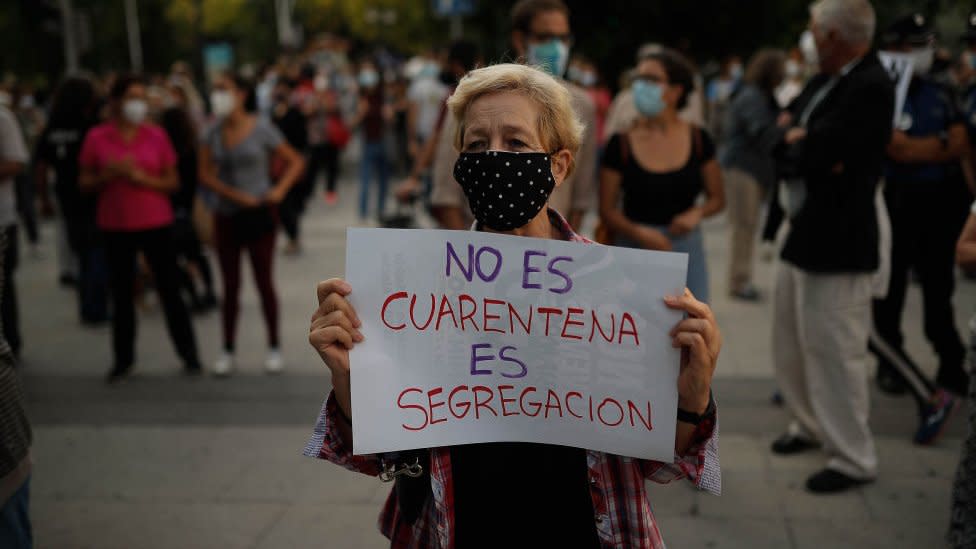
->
xmin=634 ymin=226 xmax=672 ymax=251
xmin=309 ymin=278 xmax=364 ymax=418
xmin=235 ymin=192 xmax=262 ymax=209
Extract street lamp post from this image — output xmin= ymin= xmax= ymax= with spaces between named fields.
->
xmin=124 ymin=0 xmax=143 ymax=72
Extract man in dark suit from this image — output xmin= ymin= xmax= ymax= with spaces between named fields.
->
xmin=769 ymin=0 xmax=895 ymax=493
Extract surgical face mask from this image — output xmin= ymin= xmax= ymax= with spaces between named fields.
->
xmin=420 ymin=63 xmax=440 ymax=79
xmin=359 ymin=70 xmax=379 ymax=88
xmin=122 ymin=99 xmax=148 ymax=124
xmin=632 ymin=79 xmax=666 ymax=117
xmin=313 ymin=74 xmax=328 ymax=91
xmin=580 ymin=71 xmax=597 ymax=87
xmin=567 ymin=64 xmax=582 ymax=83
xmin=784 ymin=59 xmax=800 ymax=78
xmin=210 ymin=90 xmax=236 ymax=119
xmin=453 ymin=150 xmax=557 ymax=231
xmin=527 ymin=39 xmax=570 ymax=78
xmin=729 ymin=63 xmax=743 ymax=81
xmin=910 ymin=46 xmax=935 ymax=75
xmin=800 ymin=30 xmax=819 ymax=67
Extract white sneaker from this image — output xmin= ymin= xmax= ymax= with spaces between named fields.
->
xmin=265 ymin=349 xmax=284 ymax=374
xmin=214 ymin=351 xmax=234 ymax=377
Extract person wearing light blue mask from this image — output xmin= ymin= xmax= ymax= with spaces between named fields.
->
xmin=599 ymin=49 xmax=726 ymax=304
xmin=427 ymin=0 xmax=599 ymax=232
xmin=351 ymin=61 xmax=391 ymax=221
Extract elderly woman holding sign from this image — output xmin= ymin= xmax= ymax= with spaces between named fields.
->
xmin=306 ymin=63 xmax=721 ymax=549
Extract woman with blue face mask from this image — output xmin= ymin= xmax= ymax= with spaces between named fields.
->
xmin=351 ymin=61 xmax=392 ymax=222
xmin=599 ymin=49 xmax=726 ymax=303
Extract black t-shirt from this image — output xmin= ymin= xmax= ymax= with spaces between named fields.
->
xmin=601 ymin=128 xmax=715 ymax=226
xmin=451 ymin=442 xmax=601 ymax=548
xmin=35 ymin=119 xmax=91 ymax=199
xmin=272 ymin=105 xmax=308 ymax=151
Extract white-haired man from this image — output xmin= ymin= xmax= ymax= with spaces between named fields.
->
xmin=770 ymin=0 xmax=895 ymax=493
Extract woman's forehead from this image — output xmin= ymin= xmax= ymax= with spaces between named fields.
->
xmin=465 ymin=91 xmax=538 ymax=132
xmin=637 ymin=59 xmax=665 ymax=76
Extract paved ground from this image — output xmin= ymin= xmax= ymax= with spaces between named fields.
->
xmin=17 ymin=175 xmax=976 ymax=548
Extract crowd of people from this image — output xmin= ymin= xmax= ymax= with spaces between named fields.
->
xmin=1 ymin=0 xmax=976 ymax=547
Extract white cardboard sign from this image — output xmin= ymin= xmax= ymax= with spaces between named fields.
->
xmin=345 ymin=228 xmax=688 ymax=461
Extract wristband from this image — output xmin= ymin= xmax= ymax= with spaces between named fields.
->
xmin=677 ymin=391 xmax=715 ymax=425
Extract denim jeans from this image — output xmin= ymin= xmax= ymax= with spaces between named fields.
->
xmin=616 ymin=224 xmax=710 ymax=303
xmin=0 ymin=476 xmax=31 ymax=549
xmin=359 ymin=140 xmax=389 ymax=220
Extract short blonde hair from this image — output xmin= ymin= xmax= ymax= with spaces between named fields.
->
xmin=447 ymin=63 xmax=584 ymax=177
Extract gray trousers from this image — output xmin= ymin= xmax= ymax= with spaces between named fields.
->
xmin=773 ymin=261 xmax=878 ymax=479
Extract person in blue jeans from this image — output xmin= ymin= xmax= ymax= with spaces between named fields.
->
xmin=352 ymin=61 xmax=391 ymax=221
xmin=599 ymin=48 xmax=725 ymax=302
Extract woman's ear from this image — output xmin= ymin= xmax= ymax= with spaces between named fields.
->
xmin=550 ymin=149 xmax=573 ymax=188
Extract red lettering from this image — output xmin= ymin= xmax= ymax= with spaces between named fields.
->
xmin=537 ymin=307 xmax=563 ymax=336
xmin=544 ymin=389 xmax=564 ymax=418
xmin=519 ymin=386 xmax=542 ymax=417
xmin=509 ymin=303 xmax=533 ymax=334
xmin=397 ymin=387 xmax=428 ymax=430
xmin=435 ymin=295 xmax=459 ymax=330
xmin=597 ymin=398 xmax=624 ymax=427
xmin=498 ymin=385 xmax=519 ymax=417
xmin=448 ymin=385 xmax=471 ymax=419
xmin=628 ymin=400 xmax=653 ymax=430
xmin=427 ymin=387 xmax=446 ymax=425
xmin=483 ymin=298 xmax=506 ymax=333
xmin=472 ymin=386 xmax=498 ymax=419
xmin=409 ymin=293 xmax=436 ymax=331
xmin=381 ymin=291 xmax=408 ymax=331
xmin=565 ymin=391 xmax=584 ymax=418
xmin=589 ymin=311 xmax=616 ymax=343
xmin=561 ymin=307 xmax=585 ymax=340
xmin=458 ymin=294 xmax=479 ymax=331
xmin=619 ymin=312 xmax=640 ymax=346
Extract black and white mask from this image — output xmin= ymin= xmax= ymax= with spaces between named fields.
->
xmin=453 ymin=150 xmax=556 ymax=231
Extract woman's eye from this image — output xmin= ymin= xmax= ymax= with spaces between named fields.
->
xmin=464 ymin=141 xmax=485 ymax=152
xmin=508 ymin=139 xmax=527 ymax=149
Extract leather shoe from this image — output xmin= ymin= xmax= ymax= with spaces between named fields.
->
xmin=805 ymin=468 xmax=872 ymax=494
xmin=771 ymin=433 xmax=821 ymax=455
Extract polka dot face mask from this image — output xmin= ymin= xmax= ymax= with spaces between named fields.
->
xmin=453 ymin=150 xmax=556 ymax=231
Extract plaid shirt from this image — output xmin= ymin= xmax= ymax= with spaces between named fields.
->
xmin=304 ymin=210 xmax=722 ymax=548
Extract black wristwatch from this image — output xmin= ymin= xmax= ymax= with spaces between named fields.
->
xmin=677 ymin=392 xmax=716 ymax=426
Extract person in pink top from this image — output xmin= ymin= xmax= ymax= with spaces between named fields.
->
xmin=79 ymin=74 xmax=202 ymax=383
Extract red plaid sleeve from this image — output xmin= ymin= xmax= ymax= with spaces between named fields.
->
xmin=302 ymin=390 xmax=383 ymax=476
xmin=639 ymin=412 xmax=722 ymax=496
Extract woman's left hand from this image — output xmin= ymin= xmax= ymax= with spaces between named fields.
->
xmin=666 ymin=289 xmax=721 ymax=413
xmin=668 ymin=208 xmax=702 ymax=237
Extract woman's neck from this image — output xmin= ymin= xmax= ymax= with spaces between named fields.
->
xmin=636 ymin=109 xmax=679 ymax=132
xmin=223 ymin=110 xmax=248 ymax=128
xmin=114 ymin=118 xmax=138 ymax=137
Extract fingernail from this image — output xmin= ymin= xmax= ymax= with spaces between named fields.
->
xmin=663 ymin=295 xmax=677 ymax=303
xmin=354 ymin=332 xmax=364 ymax=342
xmin=339 ymin=281 xmax=352 ymax=293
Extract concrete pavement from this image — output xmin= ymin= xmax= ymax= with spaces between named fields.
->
xmin=18 ymin=176 xmax=975 ymax=548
